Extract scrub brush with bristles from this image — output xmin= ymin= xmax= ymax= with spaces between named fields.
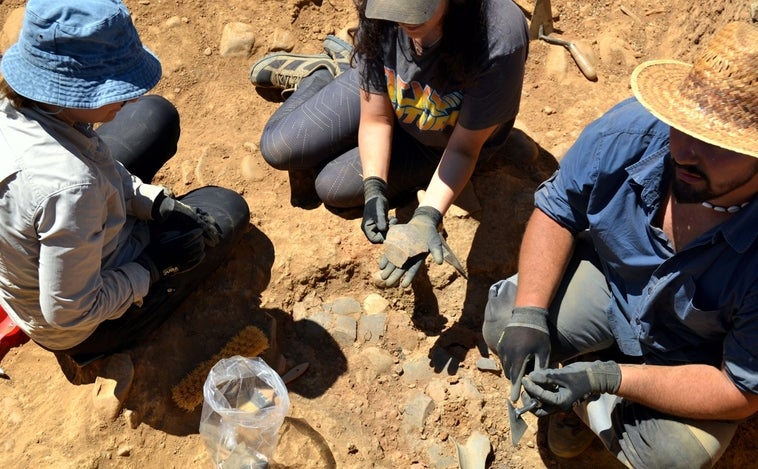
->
xmin=171 ymin=325 xmax=269 ymax=411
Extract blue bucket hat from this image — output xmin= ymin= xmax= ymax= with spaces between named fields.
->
xmin=0 ymin=0 xmax=162 ymax=109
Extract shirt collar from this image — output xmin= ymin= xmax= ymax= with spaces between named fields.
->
xmin=626 ymin=143 xmax=670 ymax=214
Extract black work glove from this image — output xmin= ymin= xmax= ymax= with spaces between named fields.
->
xmin=153 ymin=193 xmax=222 ymax=247
xmin=379 ymin=206 xmax=444 ymax=288
xmin=496 ymin=306 xmax=551 ymax=402
xmin=135 ymin=228 xmax=206 ymax=284
xmin=523 ymin=360 xmax=622 ymax=416
xmin=361 ymin=177 xmax=396 ymax=243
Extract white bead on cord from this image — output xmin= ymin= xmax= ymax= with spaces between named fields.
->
xmin=701 ymin=201 xmax=750 ymax=213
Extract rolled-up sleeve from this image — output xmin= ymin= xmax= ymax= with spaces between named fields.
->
xmin=533 ymin=128 xmax=600 ymax=234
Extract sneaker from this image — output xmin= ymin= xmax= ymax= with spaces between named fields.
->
xmin=323 ymin=34 xmax=353 ymax=71
xmin=249 ymin=52 xmax=338 ymax=95
xmin=547 ymin=410 xmax=596 ymax=458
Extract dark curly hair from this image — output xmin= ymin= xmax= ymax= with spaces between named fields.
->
xmin=351 ymin=0 xmax=488 ymax=92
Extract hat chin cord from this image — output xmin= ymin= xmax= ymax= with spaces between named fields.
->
xmin=33 ymin=103 xmax=64 ymax=116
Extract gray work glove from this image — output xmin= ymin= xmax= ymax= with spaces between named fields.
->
xmin=135 ymin=228 xmax=206 ymax=284
xmin=496 ymin=306 xmax=551 ymax=402
xmin=379 ymin=206 xmax=444 ymax=288
xmin=522 ymin=360 xmax=622 ymax=416
xmin=153 ymin=193 xmax=221 ymax=247
xmin=361 ymin=177 xmax=396 ymax=243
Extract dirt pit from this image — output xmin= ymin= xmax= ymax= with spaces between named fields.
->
xmin=1 ymin=0 xmax=757 ymax=467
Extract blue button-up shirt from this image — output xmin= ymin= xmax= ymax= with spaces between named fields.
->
xmin=535 ymin=97 xmax=758 ymax=394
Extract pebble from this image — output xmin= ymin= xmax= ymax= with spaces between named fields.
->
xmin=165 ymin=16 xmax=182 ymax=28
xmin=475 ymin=357 xmax=500 ymax=372
xmin=123 ymin=409 xmax=140 ymax=429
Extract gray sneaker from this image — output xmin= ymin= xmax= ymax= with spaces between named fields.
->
xmin=249 ymin=52 xmax=338 ymax=95
xmin=323 ymin=34 xmax=353 ymax=70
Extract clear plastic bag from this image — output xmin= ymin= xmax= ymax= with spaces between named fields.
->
xmin=200 ymin=356 xmax=290 ymax=468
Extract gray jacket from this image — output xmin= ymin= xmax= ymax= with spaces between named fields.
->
xmin=0 ymin=99 xmax=163 ymax=350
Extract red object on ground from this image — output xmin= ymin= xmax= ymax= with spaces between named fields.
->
xmin=0 ymin=305 xmax=30 ymax=360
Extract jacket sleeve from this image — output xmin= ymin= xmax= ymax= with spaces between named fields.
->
xmin=116 ymin=161 xmax=166 ymax=220
xmin=35 ymin=184 xmax=150 ymax=341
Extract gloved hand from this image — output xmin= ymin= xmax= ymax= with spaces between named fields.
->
xmin=379 ymin=206 xmax=444 ymax=288
xmin=135 ymin=228 xmax=206 ymax=283
xmin=153 ymin=194 xmax=221 ymax=247
xmin=361 ymin=177 xmax=396 ymax=243
xmin=496 ymin=306 xmax=551 ymax=402
xmin=523 ymin=360 xmax=622 ymax=416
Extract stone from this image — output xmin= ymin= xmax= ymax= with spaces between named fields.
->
xmin=356 ymin=347 xmax=395 ymax=377
xmin=332 ymin=314 xmax=357 ymax=347
xmin=219 ymin=22 xmax=255 ymax=57
xmin=401 ymin=357 xmax=436 ymax=384
xmin=402 ymin=392 xmax=434 ymax=429
xmin=424 ymin=379 xmax=448 ymax=403
xmin=475 ymin=357 xmax=500 ymax=373
xmin=330 ymin=296 xmax=362 ymax=316
xmin=357 ymin=313 xmax=387 ymax=343
xmin=269 ymin=28 xmax=296 ymax=52
xmin=92 ymin=353 xmax=134 ymax=421
xmin=362 ymin=293 xmax=389 ymax=315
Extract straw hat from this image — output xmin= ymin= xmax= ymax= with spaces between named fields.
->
xmin=0 ymin=0 xmax=161 ymax=109
xmin=631 ymin=22 xmax=758 ymax=158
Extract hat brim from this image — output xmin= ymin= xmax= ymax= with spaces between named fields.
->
xmin=1 ymin=44 xmax=162 ymax=109
xmin=365 ymin=0 xmax=441 ymax=24
xmin=631 ymin=60 xmax=758 ymax=158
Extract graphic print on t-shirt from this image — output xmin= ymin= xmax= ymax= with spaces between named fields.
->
xmin=385 ymin=66 xmax=462 ymax=133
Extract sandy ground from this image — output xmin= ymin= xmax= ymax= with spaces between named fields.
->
xmin=1 ymin=0 xmax=757 ymax=467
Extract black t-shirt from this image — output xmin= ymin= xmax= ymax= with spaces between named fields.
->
xmin=363 ymin=0 xmax=529 ymax=152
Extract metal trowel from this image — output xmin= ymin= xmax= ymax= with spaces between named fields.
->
xmin=507 ymin=398 xmax=540 ymax=446
xmin=440 ymin=236 xmax=468 ymax=278
xmin=529 ymin=0 xmax=598 ymax=81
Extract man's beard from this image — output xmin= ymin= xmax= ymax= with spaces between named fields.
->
xmin=671 ymin=162 xmax=713 ymax=204
xmin=670 ymin=157 xmax=758 ymax=204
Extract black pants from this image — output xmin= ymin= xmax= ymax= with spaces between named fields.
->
xmin=56 ymin=96 xmax=250 ymax=361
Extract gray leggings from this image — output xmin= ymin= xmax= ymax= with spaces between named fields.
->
xmin=482 ymin=236 xmax=738 ymax=468
xmin=259 ymin=66 xmax=515 ymax=208
xmin=259 ymin=67 xmax=442 ymax=208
